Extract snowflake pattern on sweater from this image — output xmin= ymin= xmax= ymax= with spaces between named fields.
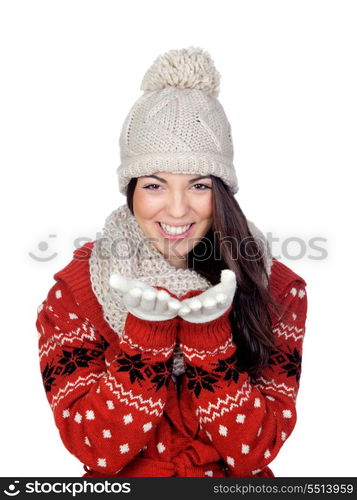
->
xmin=36 ymin=243 xmax=307 ymax=477
xmin=177 ymin=278 xmax=307 ymax=477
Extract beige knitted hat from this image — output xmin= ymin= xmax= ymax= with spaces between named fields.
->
xmin=116 ymin=46 xmax=238 ymax=195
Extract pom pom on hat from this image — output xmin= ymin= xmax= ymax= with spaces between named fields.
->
xmin=117 ymin=46 xmax=239 ymax=196
xmin=140 ymin=46 xmax=221 ymax=97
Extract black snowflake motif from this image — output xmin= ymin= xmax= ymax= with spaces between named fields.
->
xmin=115 ymin=352 xmax=146 ymax=385
xmin=57 ymin=346 xmax=104 ymax=376
xmin=281 ymin=348 xmax=302 ymax=382
xmin=41 ymin=361 xmax=56 ymax=392
xmin=149 ymin=358 xmax=173 ymax=392
xmin=185 ymin=363 xmax=221 ymax=398
xmin=96 ymin=336 xmax=110 ymax=352
xmin=268 ymin=347 xmax=302 ymax=383
xmin=212 ymin=353 xmax=240 ymax=384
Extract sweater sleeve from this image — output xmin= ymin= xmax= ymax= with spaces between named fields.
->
xmin=36 ymin=278 xmax=178 ymax=475
xmin=177 ymin=279 xmax=308 ymax=476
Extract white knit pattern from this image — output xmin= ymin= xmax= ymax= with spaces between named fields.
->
xmin=89 ymin=204 xmax=272 ymax=376
xmin=116 ymin=47 xmax=238 ymax=195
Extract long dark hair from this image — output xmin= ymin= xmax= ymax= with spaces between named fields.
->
xmin=126 ymin=175 xmax=284 ymax=383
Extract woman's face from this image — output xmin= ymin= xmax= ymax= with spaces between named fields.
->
xmin=132 ymin=172 xmax=213 ymax=269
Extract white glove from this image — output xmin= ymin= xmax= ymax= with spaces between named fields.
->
xmin=109 ymin=273 xmax=181 ymax=322
xmin=177 ymin=269 xmax=237 ymax=324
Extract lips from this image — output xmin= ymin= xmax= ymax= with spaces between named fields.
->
xmin=156 ymin=222 xmax=195 ymax=240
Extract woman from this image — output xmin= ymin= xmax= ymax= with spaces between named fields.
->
xmin=36 ymin=47 xmax=308 ymax=477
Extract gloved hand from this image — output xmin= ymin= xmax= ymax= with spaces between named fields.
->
xmin=177 ymin=269 xmax=237 ymax=324
xmin=109 ymin=273 xmax=181 ymax=322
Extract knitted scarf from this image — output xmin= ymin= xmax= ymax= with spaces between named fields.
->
xmin=89 ymin=203 xmax=272 ymax=376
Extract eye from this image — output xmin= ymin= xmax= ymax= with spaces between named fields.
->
xmin=143 ymin=184 xmax=161 ymax=190
xmin=192 ymin=183 xmax=212 ymax=190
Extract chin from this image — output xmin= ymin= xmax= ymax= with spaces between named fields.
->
xmin=158 ymin=242 xmax=191 ymax=258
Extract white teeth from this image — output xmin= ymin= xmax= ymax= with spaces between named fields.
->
xmin=160 ymin=223 xmax=191 ymax=235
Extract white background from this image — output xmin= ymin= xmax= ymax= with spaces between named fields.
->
xmin=1 ymin=0 xmax=356 ymax=477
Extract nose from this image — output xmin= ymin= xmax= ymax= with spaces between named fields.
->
xmin=165 ymin=191 xmax=190 ymax=219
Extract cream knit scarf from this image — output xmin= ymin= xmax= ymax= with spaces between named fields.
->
xmin=89 ymin=203 xmax=272 ymax=376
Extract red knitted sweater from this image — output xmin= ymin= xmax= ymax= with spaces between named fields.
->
xmin=36 ymin=242 xmax=308 ymax=478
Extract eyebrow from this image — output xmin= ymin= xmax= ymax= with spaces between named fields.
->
xmin=141 ymin=175 xmax=212 ymax=184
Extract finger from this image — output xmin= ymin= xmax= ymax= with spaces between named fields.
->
xmin=141 ymin=289 xmax=156 ymax=311
xmin=220 ymin=269 xmax=237 ymax=291
xmin=125 ymin=287 xmax=142 ymax=307
xmin=189 ymin=298 xmax=202 ymax=312
xmin=168 ymin=299 xmax=180 ymax=314
xmin=178 ymin=304 xmax=191 ymax=317
xmin=202 ymin=296 xmax=217 ymax=314
xmin=109 ymin=273 xmax=129 ymax=294
xmin=216 ymin=292 xmax=228 ymax=307
xmin=180 ymin=298 xmax=202 ymax=319
xmin=155 ymin=289 xmax=170 ymax=313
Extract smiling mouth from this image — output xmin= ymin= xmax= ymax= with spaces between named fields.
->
xmin=156 ymin=222 xmax=195 ymax=237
